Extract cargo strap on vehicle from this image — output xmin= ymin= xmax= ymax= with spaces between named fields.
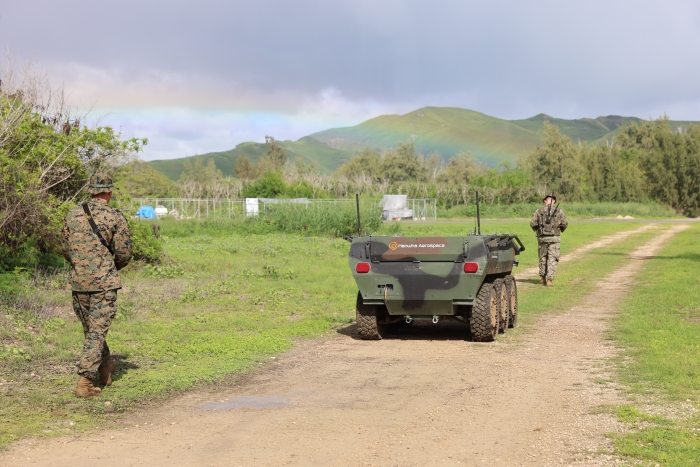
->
xmin=81 ymin=202 xmax=115 ymax=256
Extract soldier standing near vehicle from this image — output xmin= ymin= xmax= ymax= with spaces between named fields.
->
xmin=530 ymin=194 xmax=568 ymax=287
xmin=61 ymin=173 xmax=133 ymax=397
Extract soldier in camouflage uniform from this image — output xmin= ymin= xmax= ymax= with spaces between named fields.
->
xmin=61 ymin=173 xmax=133 ymax=397
xmin=530 ymin=194 xmax=568 ymax=287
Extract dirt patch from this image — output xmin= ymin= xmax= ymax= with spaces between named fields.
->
xmin=518 ymin=223 xmax=656 ymax=282
xmin=1 ymin=225 xmax=687 ymax=467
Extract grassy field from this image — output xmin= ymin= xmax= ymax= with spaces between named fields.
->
xmin=0 ymin=218 xmax=673 ymax=449
xmin=608 ymin=223 xmax=700 ymax=466
xmin=438 ymin=201 xmax=681 ymax=219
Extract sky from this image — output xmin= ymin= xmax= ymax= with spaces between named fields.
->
xmin=1 ymin=0 xmax=699 ymax=161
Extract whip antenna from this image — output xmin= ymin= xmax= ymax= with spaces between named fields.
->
xmin=356 ymin=193 xmax=362 ymax=236
xmin=476 ymin=190 xmax=481 ymax=235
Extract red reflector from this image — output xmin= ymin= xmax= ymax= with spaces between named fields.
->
xmin=463 ymin=262 xmax=478 ymax=273
xmin=356 ymin=263 xmax=371 ymax=273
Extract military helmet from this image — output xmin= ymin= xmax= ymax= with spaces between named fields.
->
xmin=542 ymin=194 xmax=556 ymax=202
xmin=87 ymin=172 xmax=115 ymax=195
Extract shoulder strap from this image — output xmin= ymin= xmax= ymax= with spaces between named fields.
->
xmin=81 ymin=203 xmax=115 ymax=256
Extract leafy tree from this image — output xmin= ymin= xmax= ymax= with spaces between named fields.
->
xmin=113 ymin=160 xmax=177 ymax=198
xmin=336 ymin=146 xmax=382 ymax=179
xmin=424 ymin=151 xmax=443 ymax=183
xmin=379 ymin=142 xmax=427 ymax=182
xmin=0 ymin=64 xmax=145 ymax=253
xmin=233 ymin=155 xmax=257 ymax=180
xmin=264 ymin=136 xmax=287 ymax=171
xmin=241 ymin=171 xmax=287 ymax=198
xmin=179 ymin=157 xmax=223 ymax=184
xmin=525 ymin=121 xmax=584 ymax=200
xmin=617 ymin=117 xmax=700 ymax=216
xmin=438 ymin=151 xmax=482 ymax=185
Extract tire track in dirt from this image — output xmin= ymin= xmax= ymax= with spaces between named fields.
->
xmin=518 ymin=223 xmax=655 ymax=282
xmin=1 ymin=225 xmax=687 ymax=467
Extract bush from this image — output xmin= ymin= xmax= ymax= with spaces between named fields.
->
xmin=242 ymin=171 xmax=286 ymax=198
xmin=251 ymin=200 xmax=383 ymax=236
xmin=128 ymin=218 xmax=164 ymax=263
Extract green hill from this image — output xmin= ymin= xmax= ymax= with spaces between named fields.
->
xmin=149 ymin=136 xmax=353 ymax=181
xmin=311 ymin=107 xmax=542 ymax=167
xmin=148 ymin=107 xmax=698 ymax=180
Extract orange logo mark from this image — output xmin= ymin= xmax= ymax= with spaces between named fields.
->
xmin=388 ymin=241 xmax=398 ymax=251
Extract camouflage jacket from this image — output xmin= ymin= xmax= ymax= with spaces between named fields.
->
xmin=61 ymin=200 xmax=133 ymax=292
xmin=530 ymin=206 xmax=568 ymax=243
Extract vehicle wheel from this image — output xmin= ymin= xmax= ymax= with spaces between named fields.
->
xmin=505 ymin=275 xmax=518 ymax=328
xmin=356 ymin=292 xmax=388 ymax=340
xmin=494 ymin=278 xmax=508 ymax=334
xmin=470 ymin=282 xmax=499 ymax=342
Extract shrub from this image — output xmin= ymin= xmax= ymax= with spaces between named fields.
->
xmin=242 ymin=171 xmax=286 ymax=198
xmin=252 ymin=200 xmax=383 ymax=236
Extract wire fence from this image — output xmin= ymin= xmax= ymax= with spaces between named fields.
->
xmin=129 ymin=198 xmax=437 ymax=220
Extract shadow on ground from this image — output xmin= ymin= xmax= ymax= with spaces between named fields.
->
xmin=111 ymin=354 xmax=140 ymax=383
xmin=338 ymin=320 xmax=474 ymax=341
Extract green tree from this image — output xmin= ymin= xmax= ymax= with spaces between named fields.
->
xmin=0 ymin=73 xmax=145 ymax=253
xmin=264 ymin=136 xmax=287 ymax=171
xmin=379 ymin=142 xmax=427 ymax=182
xmin=233 ymin=155 xmax=257 ymax=180
xmin=525 ymin=121 xmax=585 ymax=200
xmin=617 ymin=118 xmax=700 ymax=216
xmin=437 ymin=151 xmax=481 ymax=185
xmin=179 ymin=157 xmax=223 ymax=184
xmin=335 ymin=147 xmax=382 ymax=179
xmin=113 ymin=160 xmax=177 ymax=198
xmin=242 ymin=171 xmax=287 ymax=198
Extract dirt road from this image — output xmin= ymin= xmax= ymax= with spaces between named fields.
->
xmin=2 ymin=225 xmax=686 ymax=467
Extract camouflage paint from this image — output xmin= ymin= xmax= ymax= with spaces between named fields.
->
xmin=349 ymin=234 xmax=521 ymax=316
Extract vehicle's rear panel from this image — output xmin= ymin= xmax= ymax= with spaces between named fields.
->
xmin=350 ymin=236 xmax=507 ymax=315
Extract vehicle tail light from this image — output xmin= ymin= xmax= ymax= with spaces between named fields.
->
xmin=463 ymin=262 xmax=478 ymax=273
xmin=356 ymin=262 xmax=371 ymax=273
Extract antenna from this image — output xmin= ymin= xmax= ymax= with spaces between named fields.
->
xmin=476 ymin=190 xmax=481 ymax=235
xmin=356 ymin=193 xmax=362 ymax=236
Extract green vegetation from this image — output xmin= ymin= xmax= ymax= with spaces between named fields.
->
xmin=0 ymin=220 xmax=657 ymax=447
xmin=113 ymin=161 xmax=178 ymax=198
xmin=438 ymin=201 xmax=680 ymax=219
xmin=149 ymin=135 xmax=352 ymax=181
xmin=148 ymin=106 xmax=697 ymax=184
xmin=140 ymin=113 xmax=700 ymax=221
xmin=608 ymin=224 xmax=700 ymax=466
xmin=0 ymin=60 xmax=148 ymax=272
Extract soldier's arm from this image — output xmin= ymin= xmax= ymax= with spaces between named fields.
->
xmin=559 ymin=211 xmax=569 ymax=232
xmin=529 ymin=210 xmax=539 ymax=231
xmin=112 ymin=213 xmax=133 ymax=270
xmin=60 ymin=220 xmax=72 ymax=263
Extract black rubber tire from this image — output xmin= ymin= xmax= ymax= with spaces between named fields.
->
xmin=494 ymin=278 xmax=508 ymax=334
xmin=470 ymin=282 xmax=499 ymax=342
xmin=505 ymin=275 xmax=518 ymax=328
xmin=356 ymin=292 xmax=388 ymax=340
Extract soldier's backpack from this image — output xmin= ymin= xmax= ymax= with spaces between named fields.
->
xmin=539 ymin=207 xmax=558 ymax=236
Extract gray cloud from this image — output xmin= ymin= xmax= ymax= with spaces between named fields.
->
xmin=2 ymin=0 xmax=699 ymax=159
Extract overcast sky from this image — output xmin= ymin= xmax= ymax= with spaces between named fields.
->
xmin=2 ymin=0 xmax=699 ymax=160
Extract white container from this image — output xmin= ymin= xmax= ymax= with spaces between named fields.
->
xmin=154 ymin=205 xmax=168 ymax=217
xmin=245 ymin=198 xmax=259 ymax=216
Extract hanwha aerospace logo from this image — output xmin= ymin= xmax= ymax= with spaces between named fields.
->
xmin=388 ymin=241 xmax=398 ymax=251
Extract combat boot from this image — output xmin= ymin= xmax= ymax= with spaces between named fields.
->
xmin=546 ymin=279 xmax=554 ymax=287
xmin=98 ymin=359 xmax=116 ymax=386
xmin=541 ymin=277 xmax=546 ymax=285
xmin=75 ymin=376 xmax=102 ymax=398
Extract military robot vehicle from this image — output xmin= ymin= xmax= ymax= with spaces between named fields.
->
xmin=346 ymin=193 xmax=524 ymax=341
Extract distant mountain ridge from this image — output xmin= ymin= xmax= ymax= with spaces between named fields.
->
xmin=149 ymin=107 xmax=696 ymax=181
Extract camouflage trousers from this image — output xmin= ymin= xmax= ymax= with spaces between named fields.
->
xmin=72 ymin=290 xmax=117 ymax=379
xmin=538 ymin=241 xmax=561 ymax=280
